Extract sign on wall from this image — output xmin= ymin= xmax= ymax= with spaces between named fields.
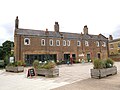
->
xmin=9 ymin=57 xmax=14 ymax=63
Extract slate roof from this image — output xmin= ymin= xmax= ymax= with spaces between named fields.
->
xmin=109 ymin=38 xmax=120 ymax=43
xmin=15 ymin=28 xmax=108 ymax=40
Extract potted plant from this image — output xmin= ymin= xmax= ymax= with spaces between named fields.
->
xmin=91 ymin=58 xmax=117 ymax=79
xmin=6 ymin=60 xmax=25 ymax=72
xmin=33 ymin=60 xmax=59 ymax=77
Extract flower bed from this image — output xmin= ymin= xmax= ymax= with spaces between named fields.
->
xmin=91 ymin=58 xmax=117 ymax=79
xmin=33 ymin=60 xmax=59 ymax=77
xmin=91 ymin=66 xmax=117 ymax=79
xmin=5 ymin=60 xmax=25 ymax=73
xmin=36 ymin=68 xmax=59 ymax=77
xmin=6 ymin=66 xmax=24 ymax=72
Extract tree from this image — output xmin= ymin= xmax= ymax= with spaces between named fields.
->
xmin=2 ymin=40 xmax=14 ymax=65
xmin=0 ymin=46 xmax=3 ymax=60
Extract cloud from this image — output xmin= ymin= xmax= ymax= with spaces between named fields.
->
xmin=0 ymin=23 xmax=14 ymax=46
xmin=112 ymin=25 xmax=120 ymax=39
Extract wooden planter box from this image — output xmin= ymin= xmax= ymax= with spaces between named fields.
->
xmin=6 ymin=66 xmax=24 ymax=73
xmin=36 ymin=68 xmax=59 ymax=77
xmin=91 ymin=66 xmax=117 ymax=79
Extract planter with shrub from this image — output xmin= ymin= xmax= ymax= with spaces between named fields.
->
xmin=33 ymin=60 xmax=59 ymax=77
xmin=6 ymin=60 xmax=25 ymax=72
xmin=91 ymin=58 xmax=117 ymax=79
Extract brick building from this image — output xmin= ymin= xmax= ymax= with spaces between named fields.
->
xmin=14 ymin=16 xmax=109 ymax=65
xmin=109 ymin=35 xmax=120 ymax=55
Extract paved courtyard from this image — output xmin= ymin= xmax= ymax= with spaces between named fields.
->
xmin=0 ymin=62 xmax=120 ymax=90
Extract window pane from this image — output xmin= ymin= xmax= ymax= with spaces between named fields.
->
xmin=49 ymin=39 xmax=53 ymax=46
xmin=41 ymin=39 xmax=45 ymax=46
xmin=56 ymin=40 xmax=60 ymax=46
xmin=63 ymin=40 xmax=66 ymax=46
xmin=67 ymin=40 xmax=70 ymax=46
xmin=77 ymin=41 xmax=81 ymax=46
xmin=24 ymin=38 xmax=30 ymax=45
xmin=118 ymin=43 xmax=120 ymax=48
xmin=85 ymin=41 xmax=89 ymax=46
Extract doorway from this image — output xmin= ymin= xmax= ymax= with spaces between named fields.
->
xmin=87 ymin=54 xmax=91 ymax=62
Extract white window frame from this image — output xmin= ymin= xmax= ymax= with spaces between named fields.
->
xmin=85 ymin=41 xmax=89 ymax=46
xmin=63 ymin=40 xmax=66 ymax=46
xmin=110 ymin=44 xmax=114 ymax=49
xmin=24 ymin=38 xmax=30 ymax=45
xmin=77 ymin=41 xmax=81 ymax=46
xmin=67 ymin=40 xmax=70 ymax=46
xmin=96 ymin=41 xmax=100 ymax=47
xmin=118 ymin=43 xmax=120 ymax=48
xmin=102 ymin=42 xmax=106 ymax=47
xmin=49 ymin=39 xmax=53 ymax=46
xmin=41 ymin=39 xmax=45 ymax=46
xmin=56 ymin=40 xmax=60 ymax=46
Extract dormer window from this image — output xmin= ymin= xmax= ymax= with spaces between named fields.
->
xmin=24 ymin=38 xmax=30 ymax=45
xmin=85 ymin=41 xmax=89 ymax=46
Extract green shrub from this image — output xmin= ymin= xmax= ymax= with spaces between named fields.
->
xmin=74 ymin=60 xmax=80 ymax=63
xmin=105 ymin=58 xmax=114 ymax=68
xmin=43 ymin=61 xmax=56 ymax=69
xmin=7 ymin=60 xmax=26 ymax=67
xmin=93 ymin=59 xmax=104 ymax=69
xmin=33 ymin=61 xmax=56 ymax=69
xmin=33 ymin=60 xmax=39 ymax=69
xmin=7 ymin=63 xmax=14 ymax=66
xmin=14 ymin=60 xmax=25 ymax=66
xmin=93 ymin=58 xmax=114 ymax=69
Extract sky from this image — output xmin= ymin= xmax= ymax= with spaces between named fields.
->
xmin=0 ymin=0 xmax=120 ymax=45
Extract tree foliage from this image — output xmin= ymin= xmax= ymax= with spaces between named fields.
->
xmin=0 ymin=40 xmax=14 ymax=65
xmin=0 ymin=46 xmax=3 ymax=60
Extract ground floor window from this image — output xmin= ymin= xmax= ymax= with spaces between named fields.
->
xmin=97 ymin=53 xmax=101 ymax=59
xmin=25 ymin=54 xmax=57 ymax=66
xmin=64 ymin=54 xmax=76 ymax=63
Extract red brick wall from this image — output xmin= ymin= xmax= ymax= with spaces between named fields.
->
xmin=14 ymin=34 xmax=108 ymax=61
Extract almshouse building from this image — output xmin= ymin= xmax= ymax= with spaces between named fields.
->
xmin=14 ymin=16 xmax=109 ymax=65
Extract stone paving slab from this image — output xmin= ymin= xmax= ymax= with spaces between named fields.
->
xmin=52 ymin=62 xmax=120 ymax=90
xmin=0 ymin=62 xmax=120 ymax=90
xmin=52 ymin=72 xmax=120 ymax=90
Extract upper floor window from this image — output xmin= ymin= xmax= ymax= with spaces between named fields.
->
xmin=63 ymin=40 xmax=66 ymax=46
xmin=24 ymin=38 xmax=30 ymax=45
xmin=102 ymin=42 xmax=106 ymax=47
xmin=110 ymin=44 xmax=114 ymax=49
xmin=77 ymin=41 xmax=81 ymax=46
xmin=56 ymin=40 xmax=60 ymax=46
xmin=85 ymin=41 xmax=89 ymax=46
xmin=67 ymin=40 xmax=70 ymax=46
xmin=118 ymin=43 xmax=120 ymax=48
xmin=96 ymin=41 xmax=100 ymax=47
xmin=49 ymin=39 xmax=53 ymax=46
xmin=41 ymin=39 xmax=45 ymax=46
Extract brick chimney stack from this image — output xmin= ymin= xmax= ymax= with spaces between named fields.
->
xmin=15 ymin=16 xmax=19 ymax=29
xmin=109 ymin=35 xmax=113 ymax=41
xmin=83 ymin=25 xmax=88 ymax=35
xmin=54 ymin=22 xmax=59 ymax=32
